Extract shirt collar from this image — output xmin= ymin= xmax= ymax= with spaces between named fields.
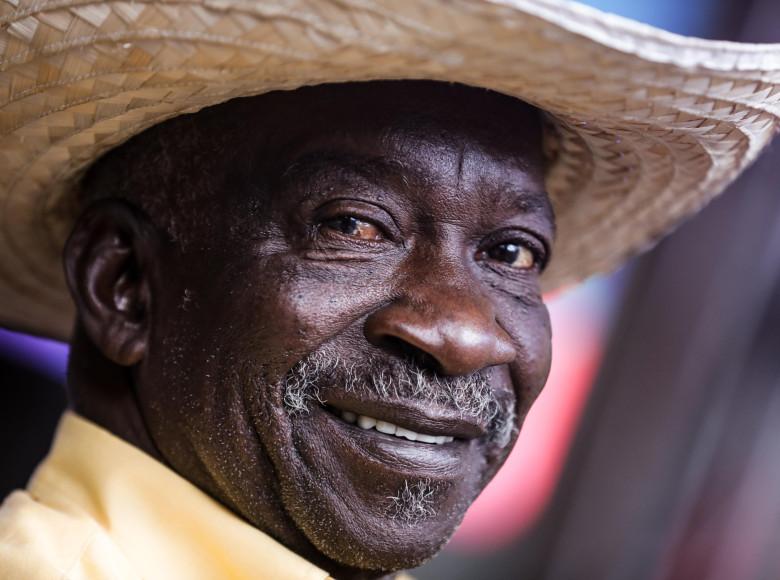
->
xmin=28 ymin=411 xmax=331 ymax=580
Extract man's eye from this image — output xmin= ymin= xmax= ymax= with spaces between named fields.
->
xmin=486 ymin=242 xmax=537 ymax=270
xmin=321 ymin=216 xmax=383 ymax=241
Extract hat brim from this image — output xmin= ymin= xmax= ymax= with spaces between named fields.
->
xmin=1 ymin=0 xmax=779 ymax=340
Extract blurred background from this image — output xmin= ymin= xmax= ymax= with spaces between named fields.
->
xmin=2 ymin=1 xmax=779 ymax=579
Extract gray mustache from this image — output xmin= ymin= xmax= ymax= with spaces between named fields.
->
xmin=281 ymin=348 xmax=516 ymax=447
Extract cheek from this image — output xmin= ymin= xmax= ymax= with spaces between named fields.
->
xmin=224 ymin=256 xmax=394 ymax=375
xmin=140 ymin=248 xmax=399 ymax=417
xmin=135 ymin=274 xmax=293 ymax=530
xmin=501 ymin=301 xmax=553 ymax=415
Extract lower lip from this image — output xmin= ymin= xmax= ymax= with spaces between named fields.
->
xmin=307 ymin=404 xmax=475 ymax=478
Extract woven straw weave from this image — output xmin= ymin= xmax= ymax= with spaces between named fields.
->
xmin=1 ymin=0 xmax=779 ymax=339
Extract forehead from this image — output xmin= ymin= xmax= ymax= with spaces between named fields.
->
xmin=234 ymin=81 xmax=545 ymax=167
xmin=217 ymin=81 xmax=550 ymax=217
xmin=82 ymin=81 xmax=553 ymax=237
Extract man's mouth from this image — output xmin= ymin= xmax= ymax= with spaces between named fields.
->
xmin=334 ymin=409 xmax=455 ymax=445
xmin=318 ymin=391 xmax=488 ymax=451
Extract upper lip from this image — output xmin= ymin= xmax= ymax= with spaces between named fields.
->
xmin=322 ymin=392 xmax=487 ymax=440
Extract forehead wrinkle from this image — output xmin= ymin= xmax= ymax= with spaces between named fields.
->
xmin=278 ymin=148 xmax=555 ymax=239
xmin=279 ymin=149 xmax=425 ymax=197
xmin=274 ymin=130 xmax=553 ymax=234
xmin=456 ymin=142 xmax=466 ymax=196
xmin=380 ymin=123 xmax=547 ymax=205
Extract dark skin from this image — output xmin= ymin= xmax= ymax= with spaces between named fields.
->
xmin=63 ymin=81 xmax=554 ymax=578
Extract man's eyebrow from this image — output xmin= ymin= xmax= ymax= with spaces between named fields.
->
xmin=512 ymin=191 xmax=554 ymax=217
xmin=494 ymin=188 xmax=556 ymax=232
xmin=280 ymin=149 xmax=556 ymax=233
xmin=280 ymin=151 xmax=409 ymax=187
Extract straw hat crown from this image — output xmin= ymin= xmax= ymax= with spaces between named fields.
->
xmin=1 ymin=0 xmax=779 ymax=339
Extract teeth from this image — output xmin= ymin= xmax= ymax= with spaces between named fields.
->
xmin=341 ymin=411 xmax=454 ymax=445
xmin=376 ymin=420 xmax=396 ymax=435
xmin=395 ymin=427 xmax=417 ymax=442
xmin=357 ymin=415 xmax=376 ymax=429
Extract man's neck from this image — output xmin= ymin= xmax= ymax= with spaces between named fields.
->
xmin=66 ymin=330 xmax=164 ymax=464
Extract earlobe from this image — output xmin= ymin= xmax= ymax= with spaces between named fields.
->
xmin=64 ymin=200 xmax=158 ymax=366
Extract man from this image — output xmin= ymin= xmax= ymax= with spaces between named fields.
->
xmin=0 ymin=1 xmax=777 ymax=579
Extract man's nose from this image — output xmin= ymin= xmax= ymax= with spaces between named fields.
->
xmin=363 ymin=286 xmax=516 ymax=376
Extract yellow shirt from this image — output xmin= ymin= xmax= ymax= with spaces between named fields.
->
xmin=0 ymin=412 xmax=331 ymax=579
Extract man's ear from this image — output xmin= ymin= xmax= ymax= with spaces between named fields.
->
xmin=64 ymin=199 xmax=161 ymax=366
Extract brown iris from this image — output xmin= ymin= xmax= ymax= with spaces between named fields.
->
xmin=323 ymin=216 xmax=383 ymax=241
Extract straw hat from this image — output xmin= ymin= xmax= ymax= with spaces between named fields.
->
xmin=1 ymin=0 xmax=779 ymax=341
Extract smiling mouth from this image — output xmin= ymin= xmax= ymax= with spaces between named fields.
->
xmin=340 ymin=409 xmax=455 ymax=444
xmin=324 ymin=405 xmax=458 ymax=445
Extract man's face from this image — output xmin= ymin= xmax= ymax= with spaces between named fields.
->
xmin=132 ymin=82 xmax=554 ymax=574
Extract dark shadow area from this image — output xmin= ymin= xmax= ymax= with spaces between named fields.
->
xmin=0 ymin=355 xmax=66 ymax=496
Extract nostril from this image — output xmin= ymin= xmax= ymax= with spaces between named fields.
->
xmin=363 ymin=299 xmax=513 ymax=376
xmin=377 ymin=335 xmax=442 ymax=373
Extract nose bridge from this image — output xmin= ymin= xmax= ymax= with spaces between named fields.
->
xmin=364 ymin=269 xmax=516 ymax=376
